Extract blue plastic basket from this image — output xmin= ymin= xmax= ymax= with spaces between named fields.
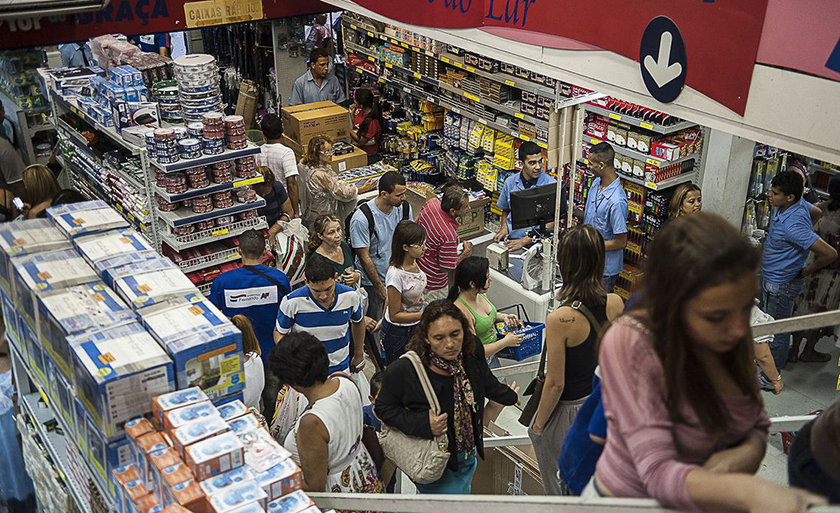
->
xmin=497 ymin=321 xmax=545 ymax=361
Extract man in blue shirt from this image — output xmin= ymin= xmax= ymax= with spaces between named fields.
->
xmin=129 ymin=33 xmax=171 ymax=57
xmin=350 ymin=171 xmax=412 ymax=318
xmin=583 ymin=142 xmax=628 ymax=292
xmin=494 ymin=141 xmax=557 ymax=251
xmin=760 ymin=171 xmax=836 ymax=369
xmin=209 ymin=229 xmax=290 ymax=419
xmin=58 ymin=42 xmax=93 ymax=67
xmin=289 ymin=47 xmax=346 ymax=106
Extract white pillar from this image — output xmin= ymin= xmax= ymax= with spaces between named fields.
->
xmin=699 ymin=130 xmax=755 ymax=227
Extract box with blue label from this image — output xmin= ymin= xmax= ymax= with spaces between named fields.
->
xmin=12 ymin=248 xmax=97 ymax=334
xmin=47 ymin=200 xmax=129 ymax=239
xmin=37 ymin=280 xmax=135 ymax=379
xmin=71 ymin=322 xmax=175 ymax=440
xmin=85 ymin=413 xmax=132 ymax=496
xmin=21 ymin=321 xmax=48 ymax=390
xmin=45 ymin=352 xmax=75 ymax=429
xmin=111 ymin=258 xmax=199 ymax=310
xmin=74 ymin=228 xmax=156 ymax=274
xmin=0 ymin=218 xmax=70 ymax=298
xmin=95 ymin=253 xmax=160 ymax=287
xmin=111 ymin=99 xmax=159 ymax=133
xmin=141 ymin=296 xmax=244 ymax=400
xmin=74 ymin=395 xmax=89 ymax=454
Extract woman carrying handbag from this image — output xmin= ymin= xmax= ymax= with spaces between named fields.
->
xmin=521 ymin=225 xmax=624 ymax=495
xmin=375 ymin=300 xmax=520 ymax=494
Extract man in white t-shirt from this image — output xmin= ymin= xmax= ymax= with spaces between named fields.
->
xmin=258 ymin=114 xmax=300 ymax=218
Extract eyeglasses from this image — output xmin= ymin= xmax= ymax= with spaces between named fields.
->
xmin=320 ymin=149 xmax=334 ymax=155
xmin=409 ymin=242 xmax=427 ymax=248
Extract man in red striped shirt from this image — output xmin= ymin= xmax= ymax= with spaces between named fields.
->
xmin=417 ymin=185 xmax=474 ymax=306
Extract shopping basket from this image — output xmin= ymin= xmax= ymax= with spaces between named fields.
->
xmin=494 ymin=303 xmax=545 ymax=361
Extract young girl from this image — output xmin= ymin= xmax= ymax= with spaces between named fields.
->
xmin=381 ymin=220 xmax=427 ymax=364
xmin=230 ymin=315 xmax=265 ymax=411
xmin=592 ymin=213 xmax=825 ymax=512
xmin=349 ymin=88 xmax=382 ymax=164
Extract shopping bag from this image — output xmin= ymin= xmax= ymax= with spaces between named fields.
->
xmin=274 ymin=219 xmax=308 ymax=286
xmin=269 ymin=384 xmax=305 ymax=444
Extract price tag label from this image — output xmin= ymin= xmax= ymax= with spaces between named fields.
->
xmin=640 ymin=122 xmax=654 ymax=130
xmin=426 ymin=96 xmax=435 ymax=103
xmin=590 ymin=138 xmax=600 ymax=145
xmin=367 ymin=31 xmax=374 ymax=37
xmin=645 ymin=181 xmax=658 ymax=190
xmin=128 ymin=213 xmax=135 ymax=222
xmin=378 ymin=78 xmax=385 ymax=84
xmin=233 ymin=177 xmax=262 ymax=188
xmin=453 ymin=61 xmax=463 ymax=68
xmin=504 ymin=80 xmax=515 ymax=87
xmin=412 ymin=46 xmax=420 ymax=52
xmin=228 ymin=252 xmax=239 ymax=260
xmin=520 ymin=134 xmax=531 ymax=142
xmin=646 ymin=158 xmax=660 ymax=166
xmin=212 ymin=228 xmax=229 ymax=237
xmin=466 ymin=65 xmax=476 ymax=73
xmin=385 ymin=63 xmax=393 ymax=69
xmin=478 ymin=118 xmax=488 ymax=125
xmin=537 ymin=141 xmax=548 ymax=149
xmin=356 ymin=67 xmax=364 ymax=74
xmin=350 ymin=24 xmax=357 ymax=30
xmin=400 ymin=42 xmax=409 ymax=49
xmin=403 ymin=87 xmax=411 ymax=93
xmin=451 ymin=107 xmax=461 ymax=114
xmin=464 ymin=92 xmax=480 ymax=102
xmin=413 ymin=72 xmax=422 ymax=79
xmin=514 ymin=112 xmax=525 ymax=120
xmin=368 ymin=56 xmax=375 ymax=62
xmin=608 ymin=113 xmax=621 ymax=120
xmin=441 ymin=56 xmax=450 ymax=64
xmin=511 ymin=131 xmax=520 ymax=138
xmin=116 ymin=204 xmax=124 ymax=212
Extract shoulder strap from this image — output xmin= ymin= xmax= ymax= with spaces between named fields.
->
xmin=567 ymin=300 xmax=604 ymax=334
xmin=401 ymin=202 xmax=409 ymax=221
xmin=244 ymin=266 xmax=287 ymax=294
xmin=401 ymin=351 xmax=441 ymax=415
xmin=359 ymin=202 xmax=375 ymax=239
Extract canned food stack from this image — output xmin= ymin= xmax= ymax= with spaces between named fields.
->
xmin=173 ymin=54 xmax=223 ymax=124
xmin=178 ymin=138 xmax=202 ymax=160
xmin=202 ymin=112 xmax=225 ymax=156
xmin=211 ymin=161 xmax=233 ymax=184
xmin=224 ymin=115 xmax=248 ymax=150
xmin=185 ymin=166 xmax=210 ymax=189
xmin=235 ymin=156 xmax=257 ymax=179
xmin=153 ymin=128 xmax=180 ymax=165
xmin=152 ymin=80 xmax=182 ymax=122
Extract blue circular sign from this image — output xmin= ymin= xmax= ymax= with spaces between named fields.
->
xmin=639 ymin=16 xmax=687 ymax=104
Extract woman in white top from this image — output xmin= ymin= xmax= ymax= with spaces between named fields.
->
xmin=382 ymin=220 xmax=428 ymax=365
xmin=274 ymin=332 xmax=384 ymax=494
xmin=231 ymin=315 xmax=265 ymax=411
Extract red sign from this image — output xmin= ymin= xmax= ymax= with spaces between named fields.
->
xmin=353 ymin=0 xmax=769 ymax=115
xmin=0 ymin=0 xmax=329 ymax=50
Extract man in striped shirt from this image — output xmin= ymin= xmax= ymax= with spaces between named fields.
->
xmin=417 ymin=185 xmax=474 ymax=306
xmin=274 ymin=255 xmax=366 ymax=375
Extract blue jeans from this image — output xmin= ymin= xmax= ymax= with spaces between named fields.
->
xmin=758 ymin=277 xmax=805 ymax=370
xmin=380 ymin=319 xmax=416 ymax=365
xmin=603 ymin=274 xmax=618 ymax=293
xmin=414 ymin=451 xmax=477 ymax=494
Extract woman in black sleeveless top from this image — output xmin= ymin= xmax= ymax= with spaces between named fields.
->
xmin=529 ymin=225 xmax=624 ymax=495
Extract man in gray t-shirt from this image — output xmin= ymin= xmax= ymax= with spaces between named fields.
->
xmin=350 ymin=171 xmax=411 ymax=318
xmin=0 ymin=134 xmax=24 ymax=198
xmin=289 ymin=47 xmax=346 ymax=106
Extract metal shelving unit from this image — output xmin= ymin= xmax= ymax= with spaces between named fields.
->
xmin=618 ymin=170 xmax=699 ymax=192
xmin=0 ymin=92 xmax=55 ymax=166
xmin=583 ymin=135 xmax=699 ymax=169
xmin=159 ymin=216 xmax=268 ymax=252
xmin=583 ymin=104 xmax=697 ymax=135
xmin=156 ymin=198 xmax=266 ymax=228
xmin=152 ymin=175 xmax=263 ymax=203
xmin=176 ymin=246 xmax=242 ymax=274
xmin=149 ymin=144 xmax=261 ymax=173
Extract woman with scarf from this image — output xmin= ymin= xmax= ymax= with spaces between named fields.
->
xmin=374 ymin=300 xmax=520 ymax=494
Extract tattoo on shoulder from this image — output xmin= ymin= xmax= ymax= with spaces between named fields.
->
xmin=557 ymin=317 xmax=575 ymax=323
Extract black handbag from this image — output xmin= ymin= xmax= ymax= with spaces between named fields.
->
xmin=518 ymin=300 xmax=605 ymax=427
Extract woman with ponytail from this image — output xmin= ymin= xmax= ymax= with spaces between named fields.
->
xmin=791 ymin=175 xmax=840 ymax=362
xmin=349 ymin=88 xmax=383 ymax=164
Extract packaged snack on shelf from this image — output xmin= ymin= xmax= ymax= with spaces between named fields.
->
xmin=208 ymin=480 xmax=268 ymax=512
xmin=172 ymin=415 xmax=231 ymax=457
xmin=217 ymin=400 xmax=247 ymax=421
xmin=136 ymin=432 xmax=169 ymax=489
xmin=253 ymin=458 xmax=303 ymax=502
xmin=164 ymin=400 xmax=222 ymax=432
xmin=150 ymin=446 xmax=182 ymax=498
xmin=140 ymin=294 xmax=244 ymax=400
xmin=47 ymin=199 xmax=130 ymax=238
xmin=0 ymin=218 xmax=71 ymax=297
xmin=110 ymin=257 xmax=200 ymax=310
xmin=185 ymin=431 xmax=245 ymax=481
xmin=266 ymin=490 xmax=313 ymax=513
xmin=200 ymin=466 xmax=256 ymax=497
xmin=227 ymin=412 xmax=260 ymax=439
xmin=70 ymin=322 xmax=175 ymax=439
xmin=152 ymin=386 xmax=210 ymax=430
xmin=164 ymin=479 xmax=206 ymax=511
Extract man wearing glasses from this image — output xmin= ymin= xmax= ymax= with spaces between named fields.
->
xmin=495 ymin=141 xmax=557 ymax=251
xmin=583 ymin=142 xmax=628 ymax=292
xmin=289 ymin=47 xmax=346 ymax=106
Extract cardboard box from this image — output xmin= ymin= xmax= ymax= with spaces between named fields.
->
xmin=47 ymin=199 xmax=130 ymax=239
xmin=266 ymin=490 xmax=312 ymax=513
xmin=457 ymin=198 xmax=490 ymax=239
xmin=150 ymin=446 xmax=182 ymax=498
xmin=164 ymin=400 xmax=221 ymax=433
xmin=208 ymin=480 xmax=267 ymax=512
xmin=0 ymin=218 xmax=70 ymax=298
xmin=151 ymin=387 xmax=209 ymax=431
xmin=227 ymin=412 xmax=260 ymax=440
xmin=140 ymin=295 xmax=244 ymax=401
xmin=184 ymin=432 xmax=245 ymax=481
xmin=280 ymin=101 xmax=349 ymax=148
xmin=253 ymin=459 xmax=302 ymax=502
xmin=110 ymin=258 xmax=199 ymax=311
xmin=83 ymin=416 xmax=132 ymax=496
xmin=71 ymin=322 xmax=175 ymax=440
xmin=235 ymin=80 xmax=258 ymax=130
xmin=471 ymin=424 xmax=542 ymax=495
xmin=74 ymin=228 xmax=157 ymax=272
xmin=172 ymin=416 xmax=230 ymax=458
xmin=125 ymin=417 xmax=155 ymax=467
xmin=217 ymin=400 xmax=247 ymax=422
xmin=199 ymin=466 xmax=256 ymax=498
xmin=136 ymin=432 xmax=169 ymax=491
xmin=228 ymin=504 xmax=265 ymax=513
xmin=165 ymin=480 xmax=205 ymax=512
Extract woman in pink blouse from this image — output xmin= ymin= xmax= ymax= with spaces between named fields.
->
xmin=593 ymin=213 xmax=825 ymax=512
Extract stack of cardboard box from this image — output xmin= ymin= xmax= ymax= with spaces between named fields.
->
xmin=279 ymin=102 xmax=367 ymax=173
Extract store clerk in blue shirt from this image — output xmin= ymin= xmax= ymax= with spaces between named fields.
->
xmin=759 ymin=171 xmax=836 ymax=371
xmin=583 ymin=142 xmax=628 ymax=293
xmin=129 ymin=33 xmax=171 ymax=57
xmin=495 ymin=141 xmax=557 ymax=251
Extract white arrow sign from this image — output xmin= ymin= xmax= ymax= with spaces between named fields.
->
xmin=643 ymin=31 xmax=683 ymax=88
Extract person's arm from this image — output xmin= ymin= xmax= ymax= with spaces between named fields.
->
xmin=274 ymin=298 xmax=293 ymax=343
xmin=475 ymin=342 xmax=518 ymax=406
xmin=285 ymin=176 xmax=300 ymax=218
xmin=333 ymin=79 xmax=347 ymax=104
xmin=494 ymin=212 xmax=510 ymax=242
xmin=296 ymin=414 xmax=330 ymax=491
xmin=387 ymin=284 xmax=422 ymax=324
xmin=208 ymin=279 xmax=223 ymax=310
xmin=605 ymin=293 xmax=626 ymax=322
xmin=754 ymin=342 xmax=783 ymax=394
xmin=803 ymin=237 xmax=837 ymax=276
xmin=356 ymin=247 xmax=385 ymax=301
xmin=604 ymin=232 xmax=628 ymax=252
xmin=604 ymin=200 xmax=629 ymax=252
xmin=374 ymin=361 xmax=435 ymax=438
xmin=532 ymin=309 xmax=572 ymax=433
xmin=702 ymin=432 xmax=767 ymax=474
xmin=350 ymin=212 xmax=387 ymax=301
xmin=810 ymin=204 xmax=823 ymax=225
xmin=494 ymin=183 xmax=511 ymax=242
xmin=349 ymin=300 xmax=365 ymax=371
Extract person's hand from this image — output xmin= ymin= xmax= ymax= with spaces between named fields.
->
xmin=747 ymin=483 xmax=825 ymax=513
xmin=267 ymin=222 xmax=283 ymax=249
xmin=461 ymin=241 xmax=473 ymax=258
xmin=350 ymin=354 xmax=365 ymax=373
xmin=493 ymin=225 xmax=508 ymax=243
xmin=503 ymin=314 xmax=521 ymax=329
xmin=364 ymin=316 xmax=378 ymax=331
xmin=531 ymin=422 xmax=544 ymax=435
xmin=342 ymin=269 xmax=361 ymax=286
xmin=504 ymin=238 xmax=527 ymax=251
xmin=429 ymin=411 xmax=448 ymax=436
xmin=375 ymin=283 xmax=387 ymax=301
xmin=773 ymin=378 xmax=784 ymax=395
xmin=502 ymin=332 xmax=523 ymax=348
xmin=359 ymin=181 xmax=377 ymax=193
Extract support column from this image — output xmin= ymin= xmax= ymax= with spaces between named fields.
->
xmin=699 ymin=130 xmax=755 ymax=227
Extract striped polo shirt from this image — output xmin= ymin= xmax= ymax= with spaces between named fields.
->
xmin=417 ymin=197 xmax=460 ymax=291
xmin=275 ymin=283 xmax=363 ymax=373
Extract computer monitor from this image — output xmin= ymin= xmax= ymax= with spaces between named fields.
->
xmin=510 ymin=183 xmax=565 ymax=231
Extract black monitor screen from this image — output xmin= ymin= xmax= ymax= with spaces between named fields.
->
xmin=510 ymin=183 xmax=562 ymax=230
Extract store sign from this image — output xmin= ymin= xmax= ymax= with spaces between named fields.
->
xmin=353 ymin=0 xmax=769 ymax=116
xmin=0 ymin=0 xmax=327 ymax=49
xmin=639 ymin=17 xmax=687 ymax=104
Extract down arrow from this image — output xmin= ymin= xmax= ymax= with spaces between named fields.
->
xmin=644 ymin=31 xmax=683 ymax=88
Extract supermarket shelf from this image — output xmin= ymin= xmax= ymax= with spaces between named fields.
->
xmin=556 ymin=91 xmax=608 ymax=110
xmin=31 ymin=123 xmax=56 ymax=134
xmin=583 ymin=136 xmax=699 ymax=168
xmin=153 ymin=175 xmax=263 ymax=202
xmin=148 ymin=144 xmax=262 ymax=173
xmin=345 ymin=41 xmax=380 ymax=62
xmin=814 ymin=188 xmax=830 ymax=200
xmin=584 ymin=104 xmax=697 ymax=135
xmin=159 ymin=216 xmax=268 ymax=251
xmin=810 ymin=164 xmax=840 ymax=176
xmin=348 ymin=63 xmax=380 ymax=79
xmin=176 ymin=247 xmax=241 ymax=274
xmin=50 ymin=90 xmax=142 ymax=154
xmin=618 ymin=170 xmax=698 ymax=191
xmin=391 ymin=80 xmax=549 ymax=148
xmin=198 ymin=282 xmax=212 ymax=295
xmin=156 ymin=198 xmax=266 ymax=228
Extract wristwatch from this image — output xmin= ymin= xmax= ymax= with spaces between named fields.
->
xmin=772 ymin=373 xmax=782 ymax=382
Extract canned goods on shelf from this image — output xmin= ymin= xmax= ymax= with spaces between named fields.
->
xmin=154 ymin=141 xmax=177 ymax=151
xmin=180 ymin=150 xmax=203 ymax=160
xmin=236 ymin=168 xmax=257 ymax=179
xmin=196 ymin=220 xmax=217 ymax=231
xmin=156 ymin=153 xmax=181 ymax=164
xmin=157 ymin=197 xmax=181 ymax=211
xmin=187 ymin=122 xmax=204 ymax=137
xmin=153 ymin=127 xmax=176 ymax=141
xmin=223 ymin=115 xmax=245 ymax=128
xmin=225 ymin=127 xmax=246 ymax=138
xmin=173 ymin=126 xmax=188 ymax=140
xmin=202 ymin=112 xmax=224 ymax=126
xmin=166 ymin=183 xmax=188 ymax=194
xmin=179 ymin=138 xmax=202 ymax=151
xmin=238 ymin=211 xmax=258 ymax=221
xmin=188 ymin=177 xmax=210 ymax=189
xmin=235 ymin=156 xmax=256 ymax=167
xmin=172 ymin=224 xmax=195 ymax=235
xmin=215 ymin=215 xmax=236 ymax=226
xmin=203 ymin=146 xmax=224 ymax=156
xmin=211 ymin=172 xmax=233 ymax=184
xmin=212 ymin=161 xmax=233 ymax=170
xmin=203 ymin=129 xmax=225 ymax=140
xmin=227 ymin=140 xmax=248 ymax=151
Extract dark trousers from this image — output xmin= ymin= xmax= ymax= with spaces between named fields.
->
xmin=380 ymin=319 xmax=415 ymax=365
xmin=788 ymin=420 xmax=840 ymax=503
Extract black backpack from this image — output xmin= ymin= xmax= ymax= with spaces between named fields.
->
xmin=345 ymin=200 xmax=410 ymax=257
